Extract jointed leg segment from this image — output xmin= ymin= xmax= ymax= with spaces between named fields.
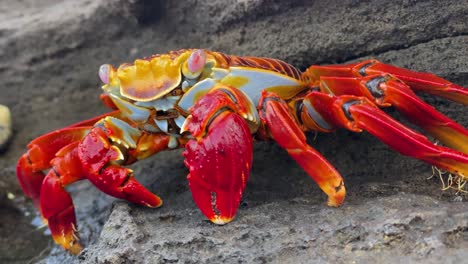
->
xmin=296 ymin=91 xmax=468 ymax=180
xmin=316 ymin=74 xmax=468 ymax=153
xmin=258 ymin=91 xmax=346 ymax=206
xmin=298 ymin=60 xmax=468 ymax=181
xmin=305 ymin=59 xmax=468 ymax=104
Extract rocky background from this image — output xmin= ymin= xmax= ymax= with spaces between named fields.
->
xmin=0 ymin=0 xmax=467 ymax=263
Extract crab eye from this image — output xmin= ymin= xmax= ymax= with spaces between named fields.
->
xmin=99 ymin=64 xmax=111 ymax=84
xmin=188 ymin=49 xmax=206 ymax=73
xmin=182 ymin=50 xmax=206 ymax=79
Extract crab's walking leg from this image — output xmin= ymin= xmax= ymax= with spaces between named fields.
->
xmin=259 ymin=91 xmax=345 ymax=206
xmin=17 ymin=127 xmax=91 ymax=209
xmin=305 ymin=59 xmax=468 ymax=104
xmin=16 ymin=111 xmax=123 ymax=209
xmin=317 ymin=75 xmax=468 ymax=153
xmin=299 ymin=92 xmax=468 ymax=179
xmin=17 ymin=126 xmax=95 ymax=253
xmin=40 ymin=142 xmax=85 ymax=254
xmin=17 ymin=111 xmax=170 ymax=254
xmin=43 ymin=118 xmax=171 ymax=254
xmin=182 ymin=86 xmax=254 ymax=224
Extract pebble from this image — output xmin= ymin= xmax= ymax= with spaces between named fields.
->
xmin=0 ymin=104 xmax=12 ymax=151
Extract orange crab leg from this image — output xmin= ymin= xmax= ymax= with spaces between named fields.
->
xmin=182 ymin=86 xmax=254 ymax=224
xmin=364 ymin=61 xmax=468 ymax=105
xmin=319 ymin=75 xmax=468 ymax=153
xmin=259 ymin=91 xmax=345 ymax=206
xmin=305 ymin=59 xmax=468 ymax=104
xmin=40 ymin=141 xmax=84 ymax=254
xmin=302 ymin=92 xmax=468 ymax=178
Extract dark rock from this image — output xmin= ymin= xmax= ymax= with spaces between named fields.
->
xmin=0 ymin=0 xmax=466 ymax=263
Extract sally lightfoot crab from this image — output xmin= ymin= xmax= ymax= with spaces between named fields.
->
xmin=17 ymin=49 xmax=468 ymax=253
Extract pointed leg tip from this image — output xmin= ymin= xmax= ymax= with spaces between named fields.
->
xmin=52 ymin=230 xmax=83 ymax=255
xmin=68 ymin=242 xmax=84 ymax=255
xmin=123 ymin=181 xmax=164 ymax=208
xmin=209 ymin=216 xmax=235 ymax=225
xmin=147 ymin=196 xmax=163 ymax=208
xmin=326 ymin=184 xmax=346 ymax=207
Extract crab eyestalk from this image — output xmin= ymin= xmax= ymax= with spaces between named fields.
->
xmin=182 ymin=49 xmax=206 ymax=79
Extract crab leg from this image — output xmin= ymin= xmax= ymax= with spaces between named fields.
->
xmin=318 ymin=75 xmax=468 ymax=153
xmin=363 ymin=60 xmax=468 ymax=104
xmin=19 ymin=132 xmax=95 ymax=253
xmin=40 ymin=142 xmax=85 ymax=254
xmin=17 ymin=126 xmax=91 ymax=209
xmin=301 ymin=92 xmax=468 ymax=179
xmin=16 ymin=111 xmax=122 ymax=209
xmin=17 ymin=111 xmax=169 ymax=254
xmin=40 ymin=118 xmax=170 ymax=254
xmin=259 ymin=91 xmax=345 ymax=206
xmin=182 ymin=86 xmax=254 ymax=224
xmin=305 ymin=60 xmax=468 ymax=104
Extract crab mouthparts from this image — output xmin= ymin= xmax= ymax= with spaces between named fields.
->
xmin=155 ymin=109 xmax=179 ymax=120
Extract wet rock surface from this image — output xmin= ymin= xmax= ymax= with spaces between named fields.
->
xmin=0 ymin=0 xmax=467 ymax=263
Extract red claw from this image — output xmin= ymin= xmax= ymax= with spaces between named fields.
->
xmin=184 ymin=111 xmax=253 ymax=224
xmin=78 ymin=127 xmax=163 ymax=208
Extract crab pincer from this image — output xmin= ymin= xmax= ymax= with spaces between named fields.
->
xmin=182 ymin=87 xmax=254 ymax=224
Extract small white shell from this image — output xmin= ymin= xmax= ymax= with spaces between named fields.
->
xmin=0 ymin=105 xmax=12 ymax=150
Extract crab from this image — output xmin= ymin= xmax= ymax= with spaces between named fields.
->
xmin=16 ymin=49 xmax=468 ymax=254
